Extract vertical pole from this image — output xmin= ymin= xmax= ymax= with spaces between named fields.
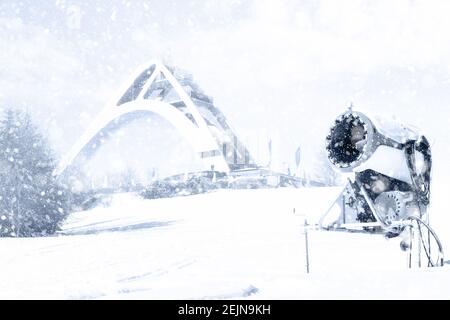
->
xmin=233 ymin=136 xmax=238 ymax=166
xmin=428 ymin=229 xmax=432 ymax=267
xmin=342 ymin=195 xmax=346 ymax=224
xmin=408 ymin=226 xmax=413 ymax=269
xmin=304 ymin=218 xmax=310 ymax=274
xmin=222 ymin=143 xmax=227 ymax=162
xmin=417 ymin=222 xmax=421 ymax=268
xmin=427 ymin=213 xmax=432 ymax=267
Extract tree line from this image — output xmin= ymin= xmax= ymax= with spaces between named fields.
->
xmin=0 ymin=109 xmax=69 ymax=237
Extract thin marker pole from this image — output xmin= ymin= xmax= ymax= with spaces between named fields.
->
xmin=304 ymin=218 xmax=310 ymax=274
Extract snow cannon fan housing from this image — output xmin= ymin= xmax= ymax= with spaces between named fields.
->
xmin=326 ymin=111 xmax=376 ymax=171
xmin=325 ymin=110 xmax=432 ymax=229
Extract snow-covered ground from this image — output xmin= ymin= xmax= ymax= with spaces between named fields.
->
xmin=3 ymin=0 xmax=450 ymax=301
xmin=1 ymin=186 xmax=450 ymax=299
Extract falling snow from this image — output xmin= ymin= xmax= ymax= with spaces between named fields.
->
xmin=1 ymin=0 xmax=450 ymax=300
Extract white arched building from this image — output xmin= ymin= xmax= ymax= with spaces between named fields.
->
xmin=54 ymin=60 xmax=255 ymax=178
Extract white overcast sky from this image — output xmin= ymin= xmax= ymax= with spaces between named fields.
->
xmin=1 ymin=0 xmax=450 ymax=184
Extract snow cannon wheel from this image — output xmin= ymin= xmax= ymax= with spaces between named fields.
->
xmin=401 ymin=216 xmax=444 ymax=268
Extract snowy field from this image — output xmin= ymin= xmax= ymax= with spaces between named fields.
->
xmin=1 ymin=186 xmax=450 ymax=300
xmin=3 ymin=0 xmax=450 ymax=301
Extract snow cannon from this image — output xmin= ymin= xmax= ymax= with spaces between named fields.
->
xmin=325 ymin=109 xmax=432 ymax=228
xmin=321 ymin=108 xmax=443 ymax=267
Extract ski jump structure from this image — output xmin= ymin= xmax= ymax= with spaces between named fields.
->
xmin=54 ymin=60 xmax=258 ymax=178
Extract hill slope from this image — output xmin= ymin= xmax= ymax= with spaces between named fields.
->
xmin=1 ymin=187 xmax=449 ymax=299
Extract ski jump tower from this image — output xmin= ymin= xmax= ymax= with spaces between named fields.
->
xmin=54 ymin=60 xmax=255 ymax=178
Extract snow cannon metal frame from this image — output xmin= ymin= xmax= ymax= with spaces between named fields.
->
xmin=320 ymin=108 xmax=444 ymax=267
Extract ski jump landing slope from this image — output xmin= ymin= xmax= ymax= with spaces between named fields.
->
xmin=1 ymin=187 xmax=450 ymax=299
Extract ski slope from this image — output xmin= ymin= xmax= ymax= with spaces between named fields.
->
xmin=1 ymin=187 xmax=450 ymax=299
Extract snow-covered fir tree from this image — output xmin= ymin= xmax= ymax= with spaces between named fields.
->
xmin=0 ymin=109 xmax=69 ymax=237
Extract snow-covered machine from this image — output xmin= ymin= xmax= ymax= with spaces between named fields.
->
xmin=320 ymin=108 xmax=444 ymax=267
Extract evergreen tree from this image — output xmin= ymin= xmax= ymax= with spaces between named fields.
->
xmin=0 ymin=109 xmax=69 ymax=237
